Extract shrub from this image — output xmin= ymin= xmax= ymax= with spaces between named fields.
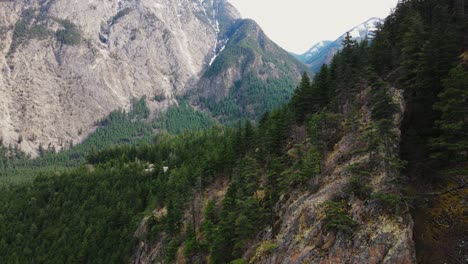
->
xmin=56 ymin=20 xmax=81 ymax=45
xmin=230 ymin=259 xmax=247 ymax=264
xmin=111 ymin=8 xmax=132 ymax=24
xmin=345 ymin=176 xmax=372 ymax=200
xmin=371 ymin=192 xmax=405 ymax=214
xmin=9 ymin=18 xmax=49 ymax=54
xmin=256 ymin=241 xmax=278 ymax=255
xmin=323 ymin=201 xmax=357 ymax=234
xmin=344 ymin=162 xmax=371 ymax=177
xmin=154 ymin=95 xmax=166 ymax=102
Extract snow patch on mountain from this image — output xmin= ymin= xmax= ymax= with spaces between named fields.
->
xmin=305 ymin=41 xmax=330 ymax=59
xmin=293 ymin=17 xmax=382 ymax=72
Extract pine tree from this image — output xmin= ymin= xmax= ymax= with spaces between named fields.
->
xmin=291 ymin=72 xmax=312 ymax=122
xmin=432 ymin=65 xmax=468 ymax=163
xmin=244 ymin=120 xmax=255 ymax=151
xmin=401 ymin=11 xmax=425 ymax=83
xmin=342 ymin=32 xmax=356 ymax=50
xmin=312 ymin=64 xmax=331 ymax=111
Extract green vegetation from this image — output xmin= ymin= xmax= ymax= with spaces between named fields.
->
xmin=0 ymin=98 xmax=219 ymax=184
xmin=9 ymin=9 xmax=50 ymax=55
xmin=201 ymin=75 xmax=296 ymax=124
xmin=7 ymin=9 xmax=82 ymax=54
xmin=0 ymin=163 xmax=155 ymax=263
xmin=203 ymin=21 xmax=260 ymax=78
xmin=370 ymin=0 xmax=465 ymax=177
xmin=155 ymin=101 xmax=216 ymax=134
xmin=345 ymin=176 xmax=372 ymax=200
xmin=371 ymin=192 xmax=405 ymax=215
xmin=0 ymin=100 xmax=326 ymax=262
xmin=111 ymin=8 xmax=132 ymax=25
xmin=322 ymin=201 xmax=357 ymax=234
xmin=0 ymin=98 xmax=153 ymax=184
xmin=0 ymin=0 xmax=465 ymax=263
xmin=56 ymin=19 xmax=81 ymax=45
xmin=200 ymin=19 xmax=306 ymax=124
xmin=368 ymin=2 xmax=466 ymax=260
xmin=431 ymin=65 xmax=468 ymax=163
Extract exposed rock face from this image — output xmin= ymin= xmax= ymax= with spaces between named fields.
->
xmin=0 ymin=0 xmax=239 ymax=154
xmin=131 ymin=83 xmax=417 ymax=263
xmin=245 ymin=86 xmax=416 ymax=264
xmin=192 ymin=19 xmax=309 ymax=121
xmin=133 ymin=176 xmax=231 ymax=264
xmin=196 ymin=19 xmax=306 ymax=100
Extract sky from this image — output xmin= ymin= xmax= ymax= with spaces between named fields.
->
xmin=228 ymin=0 xmax=399 ymax=54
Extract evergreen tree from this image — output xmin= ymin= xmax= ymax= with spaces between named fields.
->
xmin=311 ymin=64 xmax=331 ymax=112
xmin=342 ymin=32 xmax=356 ymax=50
xmin=432 ymin=65 xmax=468 ymax=163
xmin=291 ymin=73 xmax=313 ymax=122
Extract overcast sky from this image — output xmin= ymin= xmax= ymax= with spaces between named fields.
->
xmin=228 ymin=0 xmax=399 ymax=54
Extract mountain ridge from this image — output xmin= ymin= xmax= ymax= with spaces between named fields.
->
xmin=293 ymin=17 xmax=381 ymax=72
xmin=0 ymin=0 xmax=465 ymax=263
xmin=0 ymin=0 xmax=306 ymax=155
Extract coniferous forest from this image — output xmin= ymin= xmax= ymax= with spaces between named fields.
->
xmin=0 ymin=0 xmax=466 ymax=263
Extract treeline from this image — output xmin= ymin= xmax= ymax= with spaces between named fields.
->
xmin=0 ymin=97 xmax=220 ymax=184
xmin=0 ymin=18 xmax=404 ymax=263
xmin=0 ymin=97 xmax=154 ymax=184
xmin=201 ymin=75 xmax=297 ymax=124
xmin=368 ymin=1 xmax=467 ymax=262
xmin=369 ymin=0 xmax=466 ymax=175
xmin=0 ymin=0 xmax=465 ymax=263
xmin=155 ymin=101 xmax=216 ymax=134
xmin=0 ymin=163 xmax=155 ymax=263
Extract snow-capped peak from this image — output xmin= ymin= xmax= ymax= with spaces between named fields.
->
xmin=303 ymin=41 xmax=332 ymax=59
xmin=345 ymin=17 xmax=381 ymax=40
xmin=307 ymin=41 xmax=327 ymax=53
xmin=293 ymin=17 xmax=384 ymax=72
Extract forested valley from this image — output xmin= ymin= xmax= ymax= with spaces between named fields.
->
xmin=0 ymin=0 xmax=466 ymax=263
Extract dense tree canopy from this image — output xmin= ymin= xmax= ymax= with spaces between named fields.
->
xmin=0 ymin=0 xmax=466 ymax=263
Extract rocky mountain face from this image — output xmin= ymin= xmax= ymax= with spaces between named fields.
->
xmin=0 ymin=0 xmax=304 ymax=155
xmin=293 ymin=17 xmax=380 ymax=72
xmin=133 ymin=82 xmax=417 ymax=264
xmin=192 ymin=18 xmax=308 ymax=122
xmin=0 ymin=0 xmax=221 ymax=154
xmin=246 ymin=86 xmax=415 ymax=264
xmin=0 ymin=1 xmax=464 ymax=263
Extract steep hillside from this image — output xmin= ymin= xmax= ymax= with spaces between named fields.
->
xmin=192 ymin=19 xmax=309 ymax=123
xmin=0 ymin=0 xmax=224 ymax=154
xmin=294 ymin=17 xmax=380 ymax=72
xmin=0 ymin=0 xmax=304 ymax=155
xmin=0 ymin=0 xmax=465 ymax=263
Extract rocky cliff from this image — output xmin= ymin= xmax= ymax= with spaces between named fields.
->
xmin=0 ymin=0 xmax=276 ymax=155
xmin=193 ymin=18 xmax=308 ymax=122
xmin=132 ymin=86 xmax=416 ymax=264
xmin=245 ymin=86 xmax=415 ymax=264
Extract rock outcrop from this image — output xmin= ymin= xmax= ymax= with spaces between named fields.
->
xmin=132 ymin=81 xmax=417 ymax=263
xmin=244 ymin=86 xmax=416 ymax=264
xmin=0 ymin=0 xmax=238 ymax=154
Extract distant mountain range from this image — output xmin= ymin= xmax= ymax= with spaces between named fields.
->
xmin=292 ymin=17 xmax=381 ymax=72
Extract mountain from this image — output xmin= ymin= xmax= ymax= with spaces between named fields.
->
xmin=0 ymin=0 xmax=466 ymax=263
xmin=0 ymin=0 xmax=306 ymax=155
xmin=293 ymin=40 xmax=332 ymax=62
xmin=293 ymin=17 xmax=381 ymax=72
xmin=193 ymin=19 xmax=309 ymax=123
